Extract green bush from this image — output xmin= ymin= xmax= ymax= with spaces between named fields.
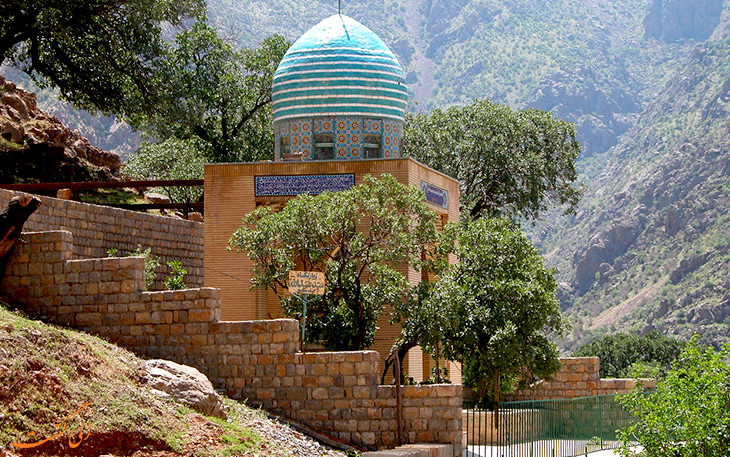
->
xmin=165 ymin=261 xmax=188 ymax=291
xmin=618 ymin=338 xmax=730 ymax=457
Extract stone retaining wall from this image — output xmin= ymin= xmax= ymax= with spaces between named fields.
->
xmin=503 ymin=357 xmax=656 ymax=401
xmin=0 ymin=189 xmax=204 ymax=289
xmin=1 ymin=230 xmax=462 ymax=454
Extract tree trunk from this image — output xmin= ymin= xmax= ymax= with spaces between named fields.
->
xmin=381 ymin=340 xmax=417 ymax=384
xmin=0 ymin=195 xmax=42 ymax=280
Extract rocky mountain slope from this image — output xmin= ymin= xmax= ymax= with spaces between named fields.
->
xmin=0 ymin=66 xmax=139 ymax=160
xmin=0 ymin=75 xmax=121 ymax=184
xmin=535 ymin=14 xmax=730 ymax=350
xmin=4 ymin=0 xmax=730 ymax=349
xmin=4 ymin=0 xmax=714 ymax=157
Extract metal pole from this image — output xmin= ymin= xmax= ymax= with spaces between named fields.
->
xmin=301 ymin=295 xmax=308 ymax=344
xmin=395 ymin=354 xmax=403 ymax=445
xmin=292 ymin=292 xmax=312 ymax=351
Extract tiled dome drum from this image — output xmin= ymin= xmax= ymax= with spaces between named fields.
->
xmin=272 ymin=14 xmax=408 ymax=161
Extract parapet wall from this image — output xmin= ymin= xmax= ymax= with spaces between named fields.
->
xmin=1 ymin=230 xmax=462 ymax=454
xmin=0 ymin=189 xmax=204 ymax=289
xmin=503 ymin=357 xmax=656 ymax=401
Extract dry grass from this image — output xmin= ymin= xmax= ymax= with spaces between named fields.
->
xmin=0 ymin=303 xmax=345 ymax=457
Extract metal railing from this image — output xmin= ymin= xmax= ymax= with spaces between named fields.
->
xmin=0 ymin=180 xmax=204 ymax=219
xmin=464 ymin=395 xmax=633 ymax=457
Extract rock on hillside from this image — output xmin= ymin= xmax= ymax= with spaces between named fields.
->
xmin=0 ymin=74 xmax=121 ymax=184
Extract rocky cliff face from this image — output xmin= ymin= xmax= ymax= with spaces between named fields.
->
xmin=527 ymin=67 xmax=641 ymax=157
xmin=644 ymin=0 xmax=723 ymax=42
xmin=0 ymin=75 xmax=121 ymax=183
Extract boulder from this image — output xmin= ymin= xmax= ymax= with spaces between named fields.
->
xmin=145 ymin=192 xmax=171 ymax=204
xmin=143 ymin=359 xmax=226 ymax=419
xmin=670 ymin=252 xmax=709 ymax=283
xmin=188 ymin=212 xmax=204 ymax=222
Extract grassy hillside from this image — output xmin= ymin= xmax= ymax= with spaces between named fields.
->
xmin=0 ymin=303 xmax=345 ymax=456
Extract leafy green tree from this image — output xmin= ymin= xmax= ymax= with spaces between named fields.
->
xmin=229 ymin=175 xmax=439 ymax=351
xmin=123 ymin=138 xmax=205 ymax=203
xmin=574 ymin=331 xmax=684 ymax=378
xmin=618 ymin=338 xmax=730 ymax=457
xmin=129 ymin=19 xmax=289 ymax=163
xmin=165 ymin=261 xmax=188 ymax=291
xmin=0 ymin=0 xmax=203 ymax=116
xmin=404 ymin=99 xmax=583 ymax=220
xmin=424 ymin=217 xmax=568 ymax=403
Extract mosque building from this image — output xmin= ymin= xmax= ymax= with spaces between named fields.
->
xmin=203 ymin=13 xmax=460 ymax=382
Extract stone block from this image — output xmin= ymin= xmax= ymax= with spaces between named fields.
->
xmin=135 ymin=312 xmax=152 ymax=324
xmin=353 ymin=386 xmax=371 ymax=399
xmin=76 ymin=313 xmax=102 ymax=326
xmin=312 ymin=387 xmax=329 ymax=400
xmin=188 ymin=309 xmax=212 ymax=323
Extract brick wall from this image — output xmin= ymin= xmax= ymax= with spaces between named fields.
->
xmin=502 ymin=357 xmax=656 ymax=401
xmin=0 ymin=189 xmax=204 ymax=289
xmin=1 ymin=230 xmax=462 ymax=454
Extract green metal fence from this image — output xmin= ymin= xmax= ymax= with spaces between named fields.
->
xmin=463 ymin=395 xmax=634 ymax=457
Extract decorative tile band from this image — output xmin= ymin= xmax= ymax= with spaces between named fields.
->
xmin=274 ymin=116 xmax=402 ymax=160
xmin=255 ymin=174 xmax=356 ymax=196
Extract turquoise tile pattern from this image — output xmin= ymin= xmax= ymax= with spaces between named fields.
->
xmin=272 ymin=14 xmax=407 ymax=161
xmin=272 ymin=14 xmax=408 ymax=123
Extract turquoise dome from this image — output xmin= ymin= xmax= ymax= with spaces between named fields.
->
xmin=272 ymin=14 xmax=408 ymax=123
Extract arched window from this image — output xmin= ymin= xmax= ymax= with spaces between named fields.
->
xmin=280 ymin=137 xmax=290 ymax=158
xmin=314 ymin=134 xmax=334 ymax=159
xmin=363 ymin=134 xmax=381 ymax=158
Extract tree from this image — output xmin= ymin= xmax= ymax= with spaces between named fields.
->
xmin=423 ymin=217 xmax=568 ymax=403
xmin=129 ymin=19 xmax=290 ymax=163
xmin=404 ymin=99 xmax=583 ymax=220
xmin=0 ymin=0 xmax=203 ymax=116
xmin=228 ymin=174 xmax=439 ymax=351
xmin=618 ymin=338 xmax=730 ymax=457
xmin=123 ymin=138 xmax=206 ymax=203
xmin=574 ymin=331 xmax=684 ymax=378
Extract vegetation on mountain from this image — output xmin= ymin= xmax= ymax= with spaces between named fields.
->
xmin=404 ymin=99 xmax=583 ymax=220
xmin=229 ymin=175 xmax=439 ymax=351
xmin=0 ymin=0 xmax=203 ymax=117
xmin=412 ymin=217 xmax=567 ymax=403
xmin=618 ymin=338 xmax=730 ymax=457
xmin=573 ymin=331 xmax=684 ymax=378
xmin=538 ymin=25 xmax=730 ymax=351
xmin=128 ymin=19 xmax=289 ymax=163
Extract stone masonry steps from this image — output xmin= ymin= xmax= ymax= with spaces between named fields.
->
xmin=363 ymin=443 xmax=454 ymax=457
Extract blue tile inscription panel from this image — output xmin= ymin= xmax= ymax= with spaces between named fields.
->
xmin=255 ymin=174 xmax=356 ymax=196
xmin=421 ymin=182 xmax=449 ymax=209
